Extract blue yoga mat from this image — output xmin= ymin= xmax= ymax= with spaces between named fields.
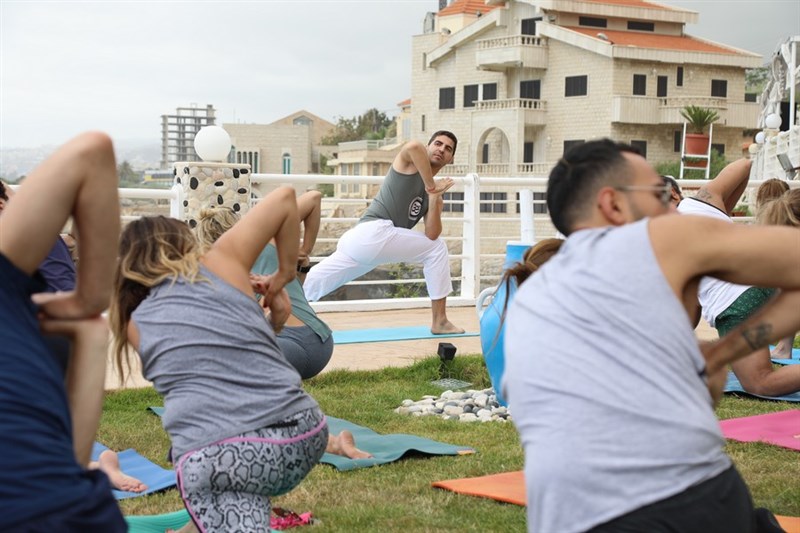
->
xmin=771 ymin=346 xmax=800 ymax=364
xmin=724 ymin=372 xmax=800 ymax=402
xmin=320 ymin=416 xmax=475 ymax=471
xmin=332 ymin=325 xmax=478 ymax=344
xmin=91 ymin=442 xmax=176 ymax=499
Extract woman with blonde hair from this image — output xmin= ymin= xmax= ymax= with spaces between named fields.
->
xmin=109 ymin=187 xmax=328 ymax=533
xmin=755 ymin=178 xmax=790 ymax=213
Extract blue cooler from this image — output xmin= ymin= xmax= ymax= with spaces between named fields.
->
xmin=477 ymin=241 xmax=532 ymax=406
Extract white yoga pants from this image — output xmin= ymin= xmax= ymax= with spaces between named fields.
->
xmin=304 ymin=219 xmax=453 ymax=301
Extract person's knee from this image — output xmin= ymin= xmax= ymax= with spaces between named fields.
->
xmin=737 ymin=369 xmax=778 ymax=396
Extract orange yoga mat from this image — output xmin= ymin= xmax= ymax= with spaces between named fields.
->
xmin=432 ymin=470 xmax=526 ymax=506
xmin=432 ymin=471 xmax=799 ymax=533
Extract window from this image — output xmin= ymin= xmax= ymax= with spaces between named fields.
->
xmin=282 ymin=153 xmax=291 ymax=174
xmin=627 ymin=21 xmax=654 ymax=31
xmin=524 ymin=142 xmax=534 ymax=163
xmin=253 ymin=153 xmax=259 ymax=173
xmin=633 ymin=74 xmax=647 ymax=96
xmin=353 ymin=163 xmax=361 ymax=176
xmin=372 ymin=163 xmax=380 ymax=175
xmin=482 ymin=83 xmax=497 ymax=100
xmin=565 ymin=75 xmax=588 ymax=97
xmin=579 ymin=16 xmax=607 ymax=28
xmin=677 ymin=67 xmax=683 ymax=87
xmin=293 ymin=116 xmax=312 ymax=126
xmin=521 ymin=18 xmax=538 ymax=35
xmin=516 ymin=191 xmax=548 ymax=214
xmin=421 ymin=114 xmax=426 ymax=132
xmin=464 ymin=84 xmax=479 ymax=107
xmin=744 ymin=93 xmax=757 ymax=102
xmin=480 ymin=192 xmax=507 ymax=213
xmin=439 ymin=87 xmax=455 ymax=109
xmin=674 ymin=130 xmax=682 ymax=152
xmin=482 ymin=144 xmax=489 ymax=164
xmin=563 ymin=140 xmax=585 ymax=154
xmin=657 ymin=76 xmax=668 ymax=98
xmin=520 ymin=80 xmax=541 ymax=99
xmin=443 ymin=191 xmax=464 ymax=213
xmin=630 ymin=140 xmax=647 ymax=159
xmin=711 ymin=79 xmax=728 ymax=98
xmin=711 ymin=143 xmax=725 ymax=156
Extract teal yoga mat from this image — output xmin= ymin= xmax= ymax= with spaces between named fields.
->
xmin=332 ymin=325 xmax=478 ymax=344
xmin=724 ymin=372 xmax=800 ymax=402
xmin=91 ymin=442 xmax=175 ymax=499
xmin=321 ymin=416 xmax=475 ymax=471
xmin=126 ymin=509 xmax=282 ymax=533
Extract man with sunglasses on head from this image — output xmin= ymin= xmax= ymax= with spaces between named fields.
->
xmin=504 ymin=139 xmax=800 ymax=533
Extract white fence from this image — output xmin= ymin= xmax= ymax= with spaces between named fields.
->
xmin=111 ymin=172 xmax=797 ymax=313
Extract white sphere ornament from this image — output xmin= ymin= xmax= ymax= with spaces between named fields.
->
xmin=194 ymin=126 xmax=231 ymax=162
xmin=765 ymin=113 xmax=782 ymax=129
xmin=754 ymin=131 xmax=766 ymax=144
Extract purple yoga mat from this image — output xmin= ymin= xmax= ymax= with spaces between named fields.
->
xmin=719 ymin=409 xmax=800 ymax=451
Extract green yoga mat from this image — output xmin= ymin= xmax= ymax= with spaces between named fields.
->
xmin=332 ymin=325 xmax=478 ymax=344
xmin=126 ymin=510 xmax=280 ymax=533
xmin=321 ymin=416 xmax=475 ymax=471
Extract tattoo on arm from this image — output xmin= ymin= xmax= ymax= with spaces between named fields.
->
xmin=741 ymin=324 xmax=773 ymax=351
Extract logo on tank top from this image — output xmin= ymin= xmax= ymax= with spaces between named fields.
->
xmin=408 ymin=196 xmax=423 ymax=220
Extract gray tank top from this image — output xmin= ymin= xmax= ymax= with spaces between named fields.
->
xmin=251 ymin=244 xmax=331 ymax=342
xmin=360 ymin=167 xmax=428 ymax=229
xmin=132 ymin=265 xmax=319 ymax=459
xmin=504 ymin=219 xmax=730 ymax=533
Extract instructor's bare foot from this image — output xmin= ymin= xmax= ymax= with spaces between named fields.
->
xmin=97 ymin=450 xmax=148 ymax=492
xmin=431 ymin=320 xmax=464 ymax=335
xmin=327 ymin=431 xmax=373 ymax=459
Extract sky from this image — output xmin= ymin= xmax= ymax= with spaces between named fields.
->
xmin=1 ymin=0 xmax=798 ymax=150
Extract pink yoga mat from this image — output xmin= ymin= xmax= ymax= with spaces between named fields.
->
xmin=720 ymin=410 xmax=800 ymax=452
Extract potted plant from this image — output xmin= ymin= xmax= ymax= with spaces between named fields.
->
xmin=680 ymin=105 xmax=719 ymax=157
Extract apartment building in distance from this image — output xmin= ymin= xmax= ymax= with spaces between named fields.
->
xmin=223 ymin=110 xmax=336 ymax=176
xmin=160 ymin=104 xmax=216 ymax=168
xmin=411 ymin=0 xmax=762 ymax=179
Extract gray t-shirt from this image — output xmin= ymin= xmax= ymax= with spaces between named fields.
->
xmin=504 ymin=219 xmax=730 ymax=533
xmin=133 ymin=265 xmax=318 ymax=459
xmin=360 ymin=166 xmax=428 ymax=229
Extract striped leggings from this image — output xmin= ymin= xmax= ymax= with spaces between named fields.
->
xmin=176 ymin=407 xmax=328 ymax=533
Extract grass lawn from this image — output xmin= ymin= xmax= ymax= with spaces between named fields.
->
xmin=100 ymin=355 xmax=799 ymax=532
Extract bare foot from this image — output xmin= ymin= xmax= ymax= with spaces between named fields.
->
xmin=97 ymin=450 xmax=148 ymax=492
xmin=431 ymin=320 xmax=465 ymax=335
xmin=326 ymin=431 xmax=372 ymax=459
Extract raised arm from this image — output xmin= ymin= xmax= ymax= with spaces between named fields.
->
xmin=296 ymin=190 xmax=322 ymax=260
xmin=205 ymin=186 xmax=299 ymax=298
xmin=423 ymin=179 xmax=455 ymax=240
xmin=694 ymin=159 xmax=751 ymax=215
xmin=0 ymin=132 xmax=120 ymax=318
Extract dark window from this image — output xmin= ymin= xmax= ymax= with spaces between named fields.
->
xmin=464 ymin=84 xmax=479 ymax=107
xmin=563 ymin=139 xmax=585 ymax=155
xmin=677 ymin=67 xmax=683 ymax=87
xmin=483 ymin=83 xmax=498 ymax=100
xmin=565 ymin=75 xmax=588 ymax=97
xmin=439 ymin=87 xmax=455 ymax=109
xmin=482 ymin=144 xmax=489 ymax=164
xmin=627 ymin=20 xmax=654 ymax=31
xmin=633 ymin=74 xmax=647 ymax=96
xmin=674 ymin=130 xmax=682 ymax=152
xmin=521 ymin=18 xmax=538 ymax=35
xmin=515 ymin=191 xmax=548 ymax=214
xmin=630 ymin=140 xmax=648 ymax=159
xmin=443 ymin=191 xmax=464 ymax=213
xmin=480 ymin=192 xmax=507 ymax=213
xmin=744 ymin=93 xmax=757 ymax=102
xmin=523 ymin=142 xmax=534 ymax=163
xmin=711 ymin=143 xmax=725 ymax=156
xmin=711 ymin=79 xmax=728 ymax=97
xmin=421 ymin=114 xmax=426 ymax=132
xmin=657 ymin=76 xmax=668 ymax=97
xmin=579 ymin=16 xmax=607 ymax=27
xmin=520 ymin=80 xmax=541 ymax=99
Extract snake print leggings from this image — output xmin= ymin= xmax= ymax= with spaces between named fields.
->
xmin=175 ymin=407 xmax=328 ymax=533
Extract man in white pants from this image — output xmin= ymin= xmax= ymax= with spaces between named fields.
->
xmin=304 ymin=131 xmax=463 ymax=334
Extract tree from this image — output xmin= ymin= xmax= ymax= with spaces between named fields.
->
xmin=117 ymin=161 xmax=140 ymax=188
xmin=745 ymin=66 xmax=770 ymax=94
xmin=322 ymin=108 xmax=396 ymax=145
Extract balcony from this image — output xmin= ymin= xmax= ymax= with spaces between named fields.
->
xmin=611 ymin=96 xmax=760 ymax=128
xmin=474 ymin=98 xmax=547 ymax=126
xmin=476 ymin=35 xmax=548 ymax=71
